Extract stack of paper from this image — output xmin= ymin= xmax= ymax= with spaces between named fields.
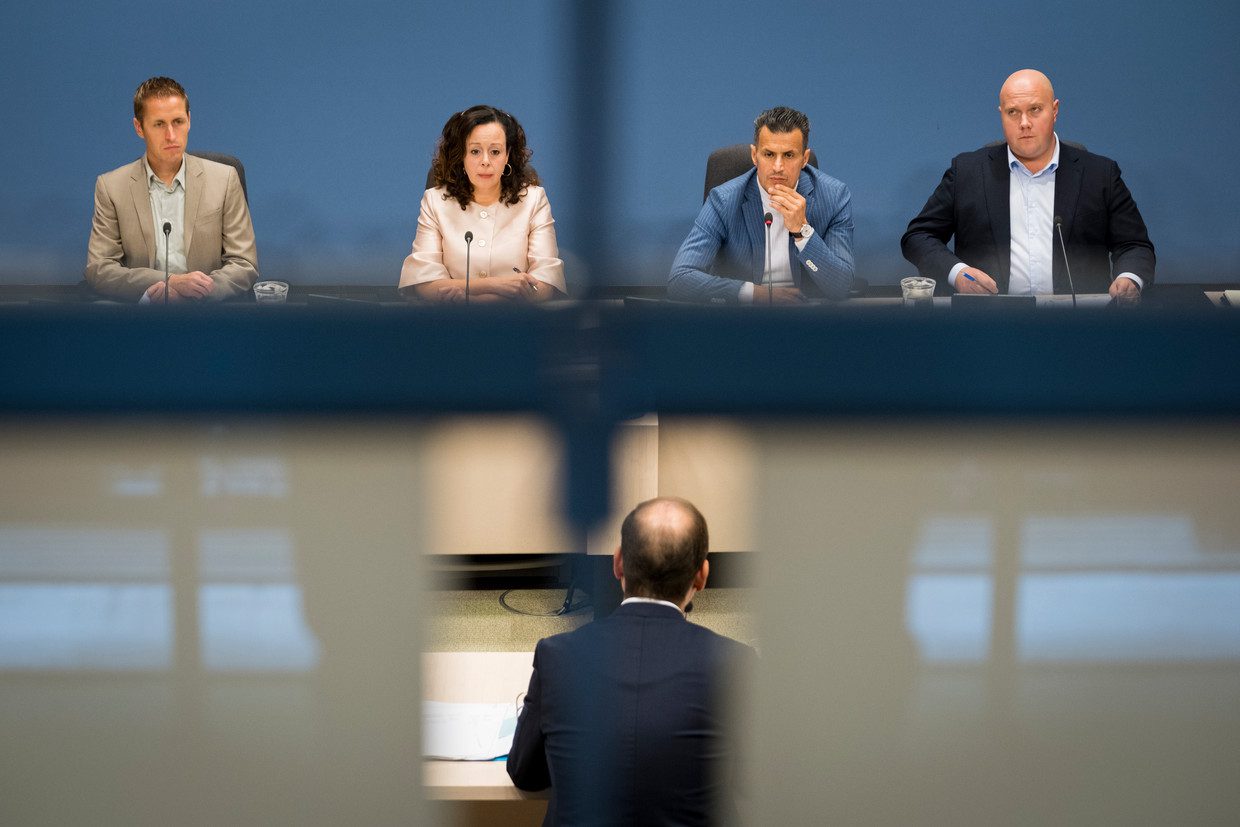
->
xmin=423 ymin=700 xmax=518 ymax=761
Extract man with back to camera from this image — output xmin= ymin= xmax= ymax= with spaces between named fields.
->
xmin=85 ymin=76 xmax=258 ymax=302
xmin=507 ymin=496 xmax=754 ymax=826
xmin=901 ymin=69 xmax=1155 ymax=301
xmin=668 ymin=106 xmax=855 ymax=304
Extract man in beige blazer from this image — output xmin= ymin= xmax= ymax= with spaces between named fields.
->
xmin=85 ymin=77 xmax=258 ymax=302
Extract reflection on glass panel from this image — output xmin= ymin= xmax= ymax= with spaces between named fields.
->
xmin=200 ymin=456 xmax=288 ymax=498
xmin=748 ymin=422 xmax=1240 ymax=824
xmin=200 ymin=584 xmax=320 ymax=672
xmin=0 ymin=420 xmax=425 ymax=825
xmin=1018 ymin=573 xmax=1240 ymax=661
xmin=0 ymin=527 xmax=168 ymax=579
xmin=0 ymin=527 xmax=172 ymax=670
xmin=1020 ymin=514 xmax=1215 ymax=567
xmin=906 ymin=575 xmax=992 ymax=662
xmin=0 ymin=584 xmax=171 ymax=670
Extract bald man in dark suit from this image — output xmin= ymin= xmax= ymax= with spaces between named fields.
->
xmin=507 ymin=497 xmax=753 ymax=826
xmin=902 ymin=69 xmax=1154 ymax=300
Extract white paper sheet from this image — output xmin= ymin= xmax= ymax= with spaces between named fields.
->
xmin=423 ymin=700 xmax=519 ymax=761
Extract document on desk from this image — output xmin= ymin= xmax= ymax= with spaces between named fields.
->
xmin=1036 ymin=293 xmax=1113 ymax=308
xmin=423 ymin=700 xmax=518 ymax=760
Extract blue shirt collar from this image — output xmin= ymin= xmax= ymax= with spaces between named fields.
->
xmin=144 ymin=155 xmax=187 ymax=191
xmin=1007 ymin=133 xmax=1060 ymax=178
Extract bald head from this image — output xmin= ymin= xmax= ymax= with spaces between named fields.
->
xmin=618 ymin=497 xmax=709 ymax=603
xmin=998 ymin=68 xmax=1059 ymax=173
xmin=1000 ymin=69 xmax=1055 ymax=104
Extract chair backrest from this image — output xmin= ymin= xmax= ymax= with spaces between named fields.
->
xmin=703 ymin=143 xmax=819 ymax=202
xmin=188 ymin=153 xmax=246 ymax=203
xmin=190 ymin=152 xmax=248 ymax=202
xmin=984 ymin=139 xmax=1086 ymax=153
xmin=425 ymin=164 xmax=538 ymax=191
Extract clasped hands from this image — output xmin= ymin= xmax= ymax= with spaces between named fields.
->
xmin=143 ymin=272 xmax=214 ymax=302
xmin=435 ymin=271 xmax=542 ymax=303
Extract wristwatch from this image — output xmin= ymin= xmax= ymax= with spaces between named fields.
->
xmin=791 ymin=223 xmax=814 ymax=240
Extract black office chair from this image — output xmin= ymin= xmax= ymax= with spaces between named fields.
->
xmin=703 ymin=144 xmax=819 ymax=202
xmin=984 ymin=139 xmax=1086 ymax=152
xmin=190 ymin=152 xmax=248 ymax=202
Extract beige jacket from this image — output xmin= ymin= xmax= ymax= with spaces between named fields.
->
xmin=400 ymin=185 xmax=565 ymax=293
xmin=85 ymin=154 xmax=258 ymax=301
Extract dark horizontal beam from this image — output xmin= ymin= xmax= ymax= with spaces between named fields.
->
xmin=1 ymin=304 xmax=1238 ymax=418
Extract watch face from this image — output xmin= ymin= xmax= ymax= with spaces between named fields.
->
xmin=800 ymin=224 xmax=814 ymax=238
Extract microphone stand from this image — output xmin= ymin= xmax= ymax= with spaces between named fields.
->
xmin=1054 ymin=215 xmax=1076 ymax=308
xmin=763 ymin=212 xmax=773 ymax=305
xmin=464 ymin=231 xmax=473 ymax=306
xmin=162 ymin=221 xmax=172 ymax=305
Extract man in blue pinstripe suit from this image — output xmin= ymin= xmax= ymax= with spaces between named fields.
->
xmin=669 ymin=106 xmax=855 ymax=304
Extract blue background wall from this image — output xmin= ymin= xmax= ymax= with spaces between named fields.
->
xmin=2 ymin=1 xmax=1237 ymax=292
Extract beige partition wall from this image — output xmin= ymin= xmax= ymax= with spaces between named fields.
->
xmin=420 ymin=416 xmax=578 ymax=555
xmin=0 ymin=420 xmax=428 ymax=826
xmin=746 ymin=421 xmax=1240 ymax=824
xmin=658 ymin=417 xmax=756 ymax=553
xmin=416 ymin=414 xmax=755 ymax=556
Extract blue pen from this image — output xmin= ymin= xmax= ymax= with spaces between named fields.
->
xmin=962 ymin=272 xmax=978 ymax=283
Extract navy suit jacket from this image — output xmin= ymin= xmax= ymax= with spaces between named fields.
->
xmin=506 ymin=601 xmax=754 ymax=826
xmin=900 ymin=142 xmax=1155 ymax=294
xmin=668 ymin=166 xmax=855 ymax=303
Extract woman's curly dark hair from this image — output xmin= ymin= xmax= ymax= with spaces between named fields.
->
xmin=432 ymin=105 xmax=539 ymax=210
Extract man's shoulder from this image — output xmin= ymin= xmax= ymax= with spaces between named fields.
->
xmin=802 ymin=165 xmax=851 ymax=208
xmin=188 ymin=154 xmax=240 ymax=183
xmin=1058 ymin=142 xmax=1118 ymax=171
xmin=705 ymin=169 xmax=757 ymax=208
xmin=688 ymin=621 xmax=755 ymax=656
xmin=97 ymin=158 xmax=144 ymax=186
xmin=949 ymin=144 xmax=1000 ymax=167
xmin=534 ymin=619 xmax=597 ymax=655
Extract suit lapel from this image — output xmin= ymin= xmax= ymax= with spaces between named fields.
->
xmin=127 ymin=159 xmax=157 ymax=268
xmin=982 ymin=147 xmax=1011 ymax=290
xmin=1053 ymin=145 xmax=1083 ymax=243
xmin=741 ymin=174 xmax=764 ymax=283
xmin=183 ymin=154 xmax=204 ymax=257
xmin=786 ymin=168 xmax=817 ymax=291
xmin=1051 ymin=145 xmax=1083 ymax=294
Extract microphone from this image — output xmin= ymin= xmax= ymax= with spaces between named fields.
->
xmin=763 ymin=212 xmax=773 ymax=305
xmin=162 ymin=221 xmax=172 ymax=306
xmin=1053 ymin=215 xmax=1076 ymax=308
xmin=463 ymin=231 xmax=473 ymax=306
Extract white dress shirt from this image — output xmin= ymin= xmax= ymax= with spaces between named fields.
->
xmin=620 ymin=596 xmax=685 ymax=616
xmin=738 ymin=181 xmax=810 ymax=303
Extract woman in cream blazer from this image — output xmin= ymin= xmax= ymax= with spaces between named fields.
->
xmin=400 ymin=105 xmax=565 ymax=303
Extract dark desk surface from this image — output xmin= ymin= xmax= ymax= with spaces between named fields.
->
xmin=0 ymin=281 xmax=1230 ymax=307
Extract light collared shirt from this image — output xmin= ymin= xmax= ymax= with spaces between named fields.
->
xmin=738 ymin=180 xmax=810 ymax=303
xmin=949 ymin=134 xmax=1142 ymax=293
xmin=620 ymin=596 xmax=685 ymax=617
xmin=1006 ymin=136 xmax=1060 ymax=295
xmin=144 ymin=156 xmax=187 ymax=276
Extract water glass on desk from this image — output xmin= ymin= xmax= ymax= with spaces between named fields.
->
xmin=253 ymin=281 xmax=289 ymax=304
xmin=900 ymin=276 xmax=935 ymax=307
